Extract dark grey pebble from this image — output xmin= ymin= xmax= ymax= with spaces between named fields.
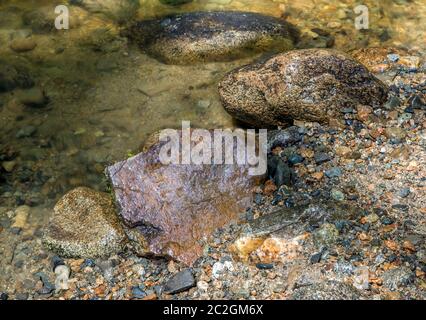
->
xmin=255 ymin=263 xmax=274 ymax=270
xmin=325 ymin=167 xmax=342 ymax=178
xmin=162 ymin=269 xmax=195 ymax=294
xmin=314 ymin=152 xmax=331 ymax=164
xmin=131 ymin=286 xmax=146 ymax=299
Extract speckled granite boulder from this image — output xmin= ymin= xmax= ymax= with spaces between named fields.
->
xmin=43 ymin=187 xmax=127 ymax=258
xmin=126 ymin=11 xmax=299 ymax=64
xmin=106 ymin=130 xmax=263 ymax=266
xmin=219 ymin=49 xmax=389 ymax=126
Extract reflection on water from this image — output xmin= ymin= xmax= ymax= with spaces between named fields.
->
xmin=0 ymin=0 xmax=425 ymax=207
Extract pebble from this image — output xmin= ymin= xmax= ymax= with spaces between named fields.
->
xmin=16 ymin=126 xmax=37 ymax=138
xmin=325 ymin=167 xmax=342 ymax=178
xmin=162 ymin=269 xmax=195 ymax=294
xmin=382 ymin=267 xmax=415 ymax=290
xmin=314 ymin=152 xmax=331 ymax=164
xmin=331 ymin=189 xmax=345 ymax=201
xmin=16 ymin=87 xmax=48 ymax=107
xmin=398 ymin=187 xmax=411 ymax=198
xmin=255 ymin=263 xmax=274 ymax=270
xmin=10 ymin=38 xmax=37 ymax=52
xmin=197 ymin=280 xmax=209 ymax=292
xmin=0 ymin=292 xmax=8 ymax=300
xmin=212 ymin=261 xmax=234 ymax=278
xmin=2 ymin=161 xmax=16 ymax=172
xmin=54 ymin=265 xmax=70 ymax=292
xmin=313 ymin=223 xmax=339 ymax=248
xmin=131 ymin=286 xmax=146 ymax=299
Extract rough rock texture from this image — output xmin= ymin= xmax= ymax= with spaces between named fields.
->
xmin=43 ymin=187 xmax=127 ymax=258
xmin=126 ymin=11 xmax=299 ymax=64
xmin=291 ymin=281 xmax=362 ymax=300
xmin=162 ymin=269 xmax=195 ymax=294
xmin=106 ymin=130 xmax=263 ymax=266
xmin=351 ymin=47 xmax=423 ymax=73
xmin=219 ymin=49 xmax=389 ymax=126
xmin=0 ymin=62 xmax=34 ymax=92
xmin=230 ymin=202 xmax=362 ymax=264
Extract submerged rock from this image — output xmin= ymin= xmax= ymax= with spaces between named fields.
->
xmin=219 ymin=49 xmax=389 ymax=126
xmin=106 ymin=130 xmax=263 ymax=265
xmin=126 ymin=11 xmax=299 ymax=64
xmin=69 ymin=0 xmax=140 ymax=23
xmin=0 ymin=62 xmax=34 ymax=93
xmin=159 ymin=0 xmax=193 ymax=5
xmin=43 ymin=187 xmax=127 ymax=258
xmin=16 ymin=87 xmax=48 ymax=108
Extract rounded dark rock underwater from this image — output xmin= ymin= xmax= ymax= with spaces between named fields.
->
xmin=159 ymin=0 xmax=193 ymax=6
xmin=126 ymin=11 xmax=299 ymax=64
xmin=218 ymin=49 xmax=389 ymax=127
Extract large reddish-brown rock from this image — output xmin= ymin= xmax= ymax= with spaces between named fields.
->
xmin=106 ymin=131 xmax=263 ymax=265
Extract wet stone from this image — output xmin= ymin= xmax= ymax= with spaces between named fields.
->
xmin=106 ymin=131 xmax=262 ymax=265
xmin=314 ymin=152 xmax=331 ymax=164
xmin=42 ymin=187 xmax=127 ymax=258
xmin=127 ymin=11 xmax=298 ymax=64
xmin=162 ymin=269 xmax=195 ymax=294
xmin=219 ymin=49 xmax=388 ymax=126
xmin=291 ymin=281 xmax=361 ymax=300
xmin=382 ymin=267 xmax=415 ymax=291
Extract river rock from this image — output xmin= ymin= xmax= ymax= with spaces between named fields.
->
xmin=230 ymin=202 xmax=361 ymax=264
xmin=106 ymin=130 xmax=263 ymax=265
xmin=0 ymin=62 xmax=34 ymax=92
xmin=69 ymin=0 xmax=140 ymax=23
xmin=351 ymin=47 xmax=423 ymax=73
xmin=291 ymin=281 xmax=361 ymax=300
xmin=16 ymin=87 xmax=48 ymax=107
xmin=10 ymin=38 xmax=37 ymax=52
xmin=43 ymin=187 xmax=127 ymax=258
xmin=162 ymin=269 xmax=195 ymax=294
xmin=22 ymin=7 xmax=57 ymax=34
xmin=126 ymin=11 xmax=299 ymax=64
xmin=219 ymin=49 xmax=389 ymax=126
xmin=159 ymin=0 xmax=193 ymax=5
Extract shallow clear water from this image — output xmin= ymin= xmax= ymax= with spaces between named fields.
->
xmin=0 ymin=0 xmax=425 ymax=207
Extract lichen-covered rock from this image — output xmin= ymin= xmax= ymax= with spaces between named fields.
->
xmin=43 ymin=187 xmax=127 ymax=258
xmin=106 ymin=130 xmax=263 ymax=266
xmin=219 ymin=49 xmax=389 ymax=126
xmin=126 ymin=11 xmax=299 ymax=64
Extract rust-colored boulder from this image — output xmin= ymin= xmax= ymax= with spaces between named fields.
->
xmin=106 ymin=131 xmax=263 ymax=265
xmin=219 ymin=49 xmax=389 ymax=127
